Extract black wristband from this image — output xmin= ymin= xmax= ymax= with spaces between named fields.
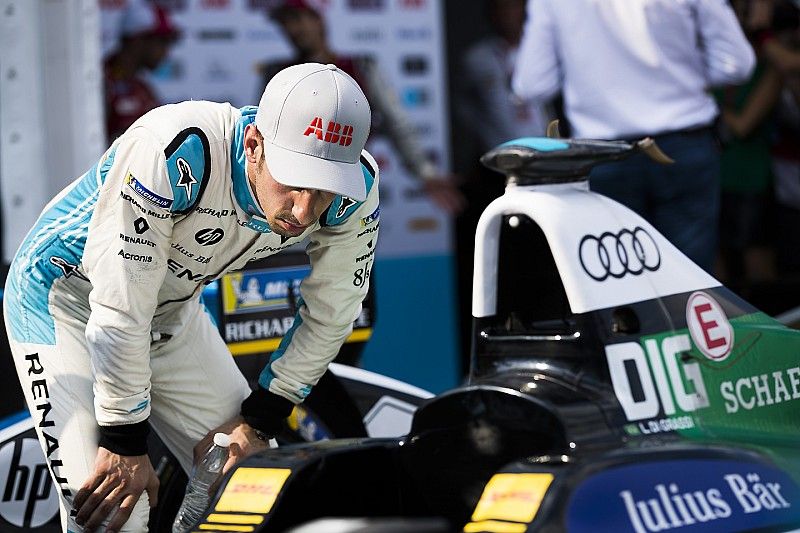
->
xmin=97 ymin=420 xmax=150 ymax=456
xmin=240 ymin=387 xmax=294 ymax=437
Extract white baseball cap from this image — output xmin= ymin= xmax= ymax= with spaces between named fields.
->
xmin=255 ymin=63 xmax=372 ymax=201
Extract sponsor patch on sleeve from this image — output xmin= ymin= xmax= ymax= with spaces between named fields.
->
xmin=126 ymin=173 xmax=173 ymax=209
xmin=361 ymin=207 xmax=380 ymax=226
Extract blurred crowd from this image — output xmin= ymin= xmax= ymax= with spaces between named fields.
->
xmin=101 ymin=0 xmax=800 ymax=371
xmin=715 ymin=0 xmax=800 ymax=286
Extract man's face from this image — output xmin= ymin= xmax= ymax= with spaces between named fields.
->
xmin=490 ymin=0 xmax=527 ymax=43
xmin=277 ymin=9 xmax=326 ymax=56
xmin=140 ymin=35 xmax=174 ymax=71
xmin=252 ymin=157 xmax=336 ymax=238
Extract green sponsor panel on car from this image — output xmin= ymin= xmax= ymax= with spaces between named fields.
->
xmin=608 ymin=290 xmax=800 ymax=477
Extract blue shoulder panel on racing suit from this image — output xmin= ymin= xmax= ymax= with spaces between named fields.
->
xmin=164 ymin=128 xmax=211 ymax=214
xmin=320 ymin=155 xmax=377 ymax=227
xmin=6 ymin=149 xmax=117 ymax=344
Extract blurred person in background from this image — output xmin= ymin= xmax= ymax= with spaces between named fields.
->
xmin=453 ymin=0 xmax=553 ymax=374
xmin=713 ymin=0 xmax=794 ymax=284
xmin=260 ymin=0 xmax=464 ymax=215
xmin=104 ymin=0 xmax=180 ymax=140
xmin=512 ymin=0 xmax=755 ymax=273
xmin=753 ymin=1 xmax=800 ymax=276
xmin=459 ymin=0 xmax=552 ymax=151
xmin=772 ymin=73 xmax=800 ymax=276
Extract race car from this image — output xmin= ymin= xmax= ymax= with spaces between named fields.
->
xmin=181 ymin=135 xmax=800 ymax=532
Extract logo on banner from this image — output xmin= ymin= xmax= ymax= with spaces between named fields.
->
xmin=412 ymin=123 xmax=433 ymax=137
xmin=248 ymin=0 xmax=278 ymax=9
xmin=156 ymin=0 xmax=188 ymax=10
xmin=0 ymin=437 xmax=59 ymax=528
xmin=402 ymin=55 xmax=428 ymax=75
xmin=686 ymin=291 xmax=733 ymax=361
xmin=348 ymin=0 xmax=384 ymax=8
xmin=222 ymin=266 xmax=310 ymax=315
xmin=200 ymin=0 xmax=231 ymax=8
xmin=401 ymin=87 xmax=430 ymax=108
xmin=351 ymin=27 xmax=383 ymax=42
xmin=396 ymin=27 xmax=432 ymax=41
xmin=197 ymin=29 xmax=236 ymax=41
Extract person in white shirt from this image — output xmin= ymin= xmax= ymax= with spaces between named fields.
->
xmin=512 ymin=0 xmax=756 ymax=272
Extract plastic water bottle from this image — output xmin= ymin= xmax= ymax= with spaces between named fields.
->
xmin=172 ymin=432 xmax=231 ymax=533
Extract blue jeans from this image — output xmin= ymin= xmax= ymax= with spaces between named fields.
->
xmin=590 ymin=129 xmax=720 ymax=273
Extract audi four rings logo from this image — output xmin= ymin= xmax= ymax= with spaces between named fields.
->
xmin=579 ymin=227 xmax=661 ymax=281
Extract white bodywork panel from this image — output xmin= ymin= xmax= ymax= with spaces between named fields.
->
xmin=473 ymin=181 xmax=720 ymax=317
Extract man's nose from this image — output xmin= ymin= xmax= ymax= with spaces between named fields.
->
xmin=292 ymin=191 xmax=315 ymax=225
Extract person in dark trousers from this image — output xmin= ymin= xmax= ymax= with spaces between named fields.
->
xmin=513 ymin=0 xmax=756 ymax=273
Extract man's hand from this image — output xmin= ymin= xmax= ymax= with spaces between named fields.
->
xmin=424 ymin=176 xmax=466 ymax=215
xmin=73 ymin=448 xmax=158 ymax=533
xmin=195 ymin=415 xmax=271 ymax=475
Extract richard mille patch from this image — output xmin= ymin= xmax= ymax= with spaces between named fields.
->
xmin=176 ymin=158 xmax=198 ymax=199
xmin=126 ymin=173 xmax=173 ymax=209
xmin=50 ymin=256 xmax=89 ymax=281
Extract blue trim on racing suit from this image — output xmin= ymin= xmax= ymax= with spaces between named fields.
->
xmin=6 ymin=149 xmax=117 ymax=344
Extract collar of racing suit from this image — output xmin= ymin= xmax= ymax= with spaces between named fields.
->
xmin=231 ymin=106 xmax=273 ymax=233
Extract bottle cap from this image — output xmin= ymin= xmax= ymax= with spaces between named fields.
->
xmin=213 ymin=433 xmax=231 ymax=448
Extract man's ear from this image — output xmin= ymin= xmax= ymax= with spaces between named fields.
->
xmin=244 ymin=124 xmax=263 ymax=163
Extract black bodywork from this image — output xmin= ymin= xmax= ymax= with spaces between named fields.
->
xmin=187 ymin=139 xmax=800 ymax=533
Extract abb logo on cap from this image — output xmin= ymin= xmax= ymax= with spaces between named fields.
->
xmin=303 ymin=117 xmax=354 ymax=146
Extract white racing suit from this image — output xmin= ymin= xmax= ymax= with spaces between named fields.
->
xmin=3 ymin=101 xmax=379 ymax=531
